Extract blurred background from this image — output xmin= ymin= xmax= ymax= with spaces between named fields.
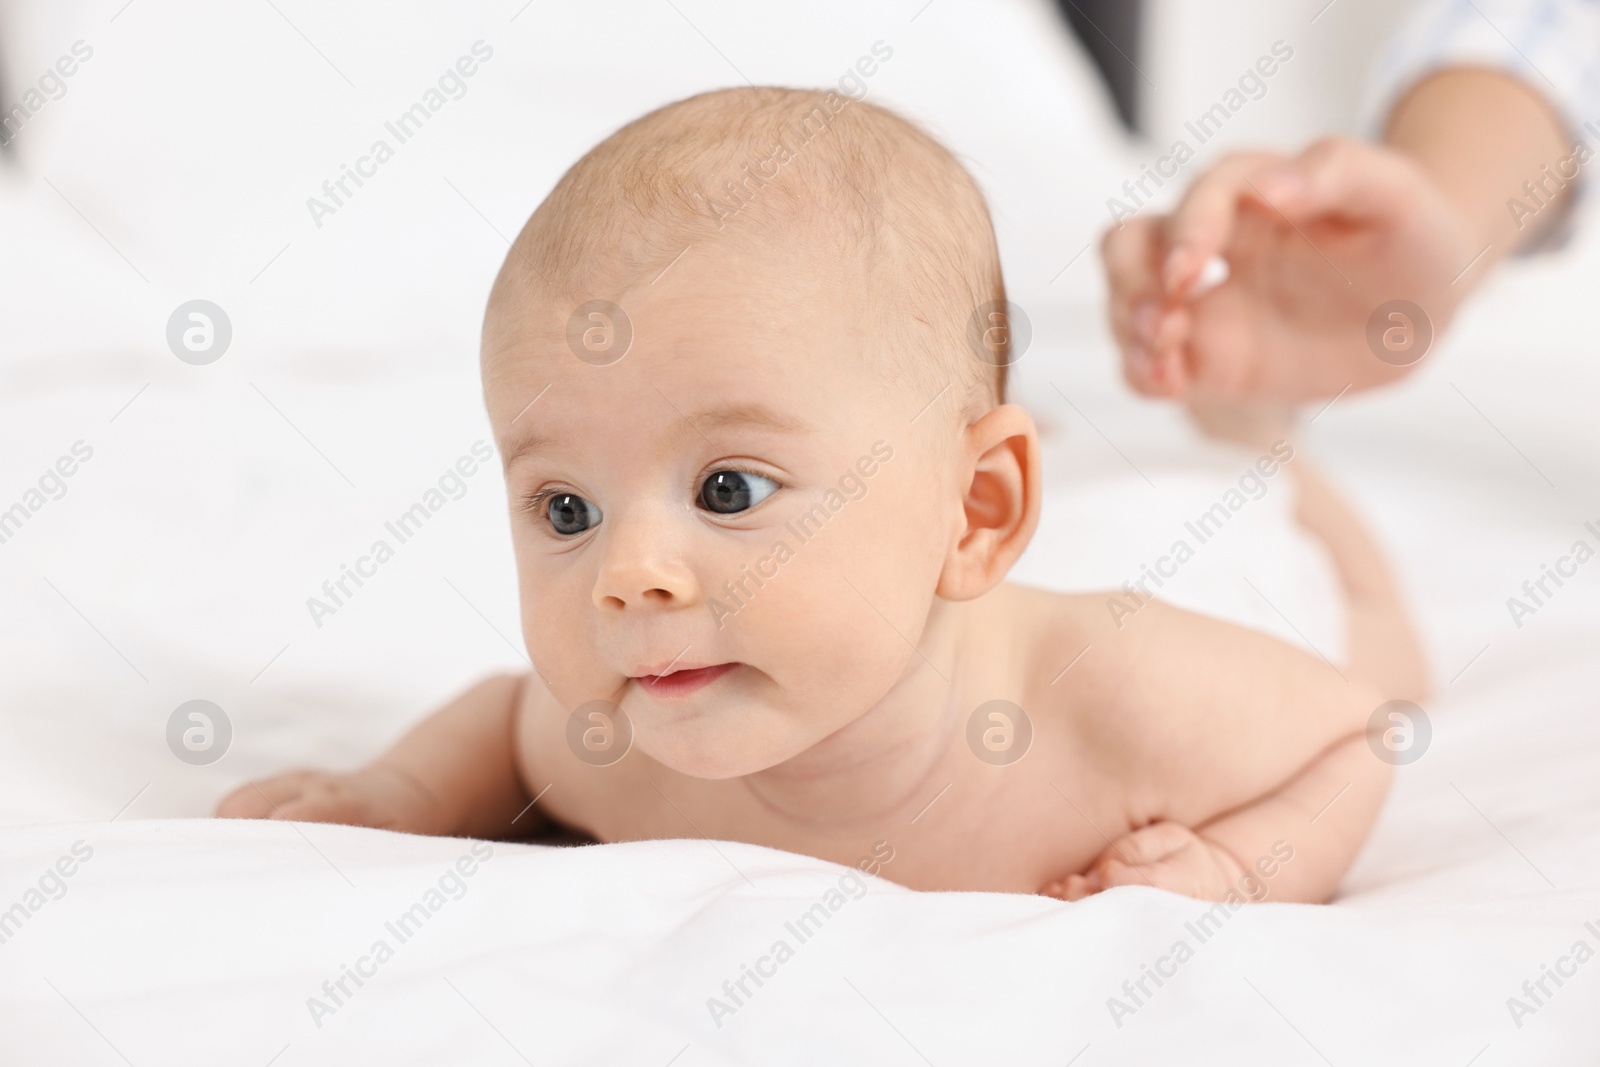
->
xmin=2 ymin=0 xmax=1596 ymax=827
xmin=1069 ymin=0 xmax=1408 ymax=139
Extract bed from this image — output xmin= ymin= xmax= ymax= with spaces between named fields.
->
xmin=3 ymin=0 xmax=1599 ymax=1061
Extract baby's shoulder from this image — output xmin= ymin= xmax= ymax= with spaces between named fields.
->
xmin=999 ymin=583 xmax=1223 ymax=753
xmin=997 ymin=580 xmax=1184 ymax=685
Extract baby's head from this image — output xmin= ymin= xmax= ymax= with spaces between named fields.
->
xmin=484 ymin=86 xmax=1040 ymax=778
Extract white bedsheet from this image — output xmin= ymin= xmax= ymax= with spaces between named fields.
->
xmin=5 ymin=0 xmax=1600 ymax=1061
xmin=0 ymin=804 xmax=1596 ymax=1066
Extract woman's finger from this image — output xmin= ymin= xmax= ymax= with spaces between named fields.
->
xmin=1101 ymin=218 xmax=1168 ymax=394
xmin=1147 ymin=305 xmax=1193 ymax=397
xmin=1102 ymin=218 xmax=1165 ymax=335
xmin=1163 ymin=152 xmax=1287 ymax=294
xmin=1254 ymin=135 xmax=1432 ymax=223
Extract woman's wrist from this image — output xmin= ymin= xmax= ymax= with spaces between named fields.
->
xmin=1385 ymin=67 xmax=1572 ymax=265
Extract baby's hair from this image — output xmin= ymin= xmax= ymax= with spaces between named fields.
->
xmin=487 ymin=85 xmax=1011 ymax=411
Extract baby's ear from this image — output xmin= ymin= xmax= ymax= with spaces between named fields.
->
xmin=936 ymin=403 xmax=1041 ymax=601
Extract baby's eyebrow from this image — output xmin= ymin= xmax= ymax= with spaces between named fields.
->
xmin=501 ymin=404 xmax=809 ymax=471
xmin=683 ymin=404 xmax=810 ymax=435
xmin=502 ymin=432 xmax=554 ymax=471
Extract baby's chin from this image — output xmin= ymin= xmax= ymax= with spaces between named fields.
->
xmin=627 ymin=692 xmax=818 ymax=780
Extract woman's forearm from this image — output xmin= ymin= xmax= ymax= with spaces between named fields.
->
xmin=1385 ymin=68 xmax=1573 ymax=265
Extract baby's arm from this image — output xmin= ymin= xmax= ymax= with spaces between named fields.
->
xmin=216 ymin=673 xmax=537 ymax=839
xmin=1178 ymin=455 xmax=1420 ymax=898
xmin=1050 ymin=731 xmax=1387 ymax=902
xmin=1195 ymin=729 xmax=1389 ymax=900
xmin=1047 ymin=447 xmax=1424 ymax=903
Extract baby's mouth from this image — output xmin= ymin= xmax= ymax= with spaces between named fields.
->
xmin=635 ymin=663 xmax=738 ymax=699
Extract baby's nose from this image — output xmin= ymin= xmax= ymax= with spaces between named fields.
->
xmin=591 ymin=519 xmax=698 ymax=611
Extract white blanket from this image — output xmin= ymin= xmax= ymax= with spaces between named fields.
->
xmin=5 ymin=0 xmax=1600 ymax=1061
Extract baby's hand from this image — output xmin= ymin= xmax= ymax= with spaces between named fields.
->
xmin=215 ymin=764 xmax=445 ymax=834
xmin=1040 ymin=821 xmax=1245 ymax=902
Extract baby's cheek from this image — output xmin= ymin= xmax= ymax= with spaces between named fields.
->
xmin=520 ymin=573 xmax=593 ymax=678
xmin=858 ymin=454 xmax=951 ymax=559
xmin=760 ymin=550 xmax=924 ymax=709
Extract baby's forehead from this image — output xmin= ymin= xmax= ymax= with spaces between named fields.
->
xmin=491 ymin=230 xmax=866 ymax=372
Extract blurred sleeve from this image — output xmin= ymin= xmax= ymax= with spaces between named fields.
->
xmin=1361 ymin=0 xmax=1600 ymax=248
xmin=1363 ymin=0 xmax=1600 ymax=138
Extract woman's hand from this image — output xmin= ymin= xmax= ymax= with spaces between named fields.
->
xmin=1102 ymin=136 xmax=1478 ymax=405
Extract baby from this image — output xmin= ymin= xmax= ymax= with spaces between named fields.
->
xmin=219 ymin=87 xmax=1427 ymax=902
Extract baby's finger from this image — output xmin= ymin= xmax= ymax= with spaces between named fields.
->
xmin=215 ymin=785 xmax=276 ymax=819
xmin=215 ymin=781 xmax=303 ymax=818
xmin=1061 ymin=873 xmax=1099 ymax=901
xmin=266 ymin=793 xmax=366 ymax=825
xmin=1095 ymin=857 xmax=1160 ymax=891
xmin=215 ymin=772 xmax=318 ymax=819
xmin=1108 ymin=822 xmax=1198 ymax=867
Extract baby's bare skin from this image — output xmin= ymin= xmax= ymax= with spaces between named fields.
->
xmin=218 ymin=87 xmax=1423 ymax=903
xmin=220 ymin=381 xmax=1397 ymax=902
xmin=506 ymin=581 xmax=1392 ymax=896
xmin=222 ymin=556 xmax=1401 ymax=900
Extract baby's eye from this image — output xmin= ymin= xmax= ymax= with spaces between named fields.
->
xmin=698 ymin=470 xmax=779 ymax=514
xmin=547 ymin=492 xmax=602 ymax=536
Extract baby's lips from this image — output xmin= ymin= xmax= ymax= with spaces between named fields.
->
xmin=626 ymin=655 xmax=715 ymax=678
xmin=632 ymin=662 xmax=740 ymax=699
